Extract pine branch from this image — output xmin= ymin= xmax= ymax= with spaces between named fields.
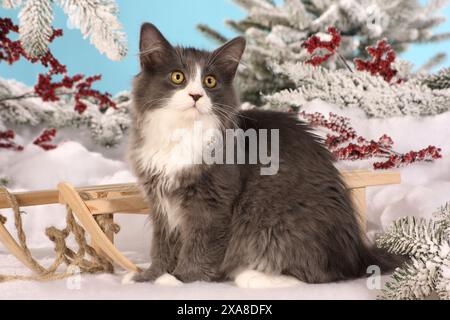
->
xmin=232 ymin=0 xmax=274 ymax=11
xmin=224 ymin=19 xmax=248 ymax=33
xmin=226 ymin=18 xmax=270 ymax=32
xmin=18 ymin=0 xmax=54 ymax=58
xmin=377 ymin=200 xmax=450 ymax=300
xmin=0 ymin=90 xmax=77 ymax=103
xmin=376 ymin=217 xmax=444 ymax=258
xmin=423 ymin=67 xmax=450 ymax=90
xmin=1 ymin=0 xmax=22 ymax=8
xmin=57 ymin=0 xmax=127 ymax=60
xmin=433 ymin=203 xmax=450 ymax=227
xmin=196 ymin=24 xmax=227 ymax=44
xmin=418 ymin=32 xmax=450 ymax=43
xmin=417 ymin=53 xmax=447 ymax=73
xmin=380 ymin=258 xmax=439 ymax=300
xmin=0 ymin=78 xmax=131 ymax=147
xmin=198 ymin=0 xmax=450 ymax=105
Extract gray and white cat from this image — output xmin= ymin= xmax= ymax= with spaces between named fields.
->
xmin=125 ymin=23 xmax=402 ymax=288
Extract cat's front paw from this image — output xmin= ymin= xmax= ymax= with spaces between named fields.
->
xmin=173 ymin=268 xmax=213 ymax=283
xmin=155 ymin=273 xmax=183 ymax=286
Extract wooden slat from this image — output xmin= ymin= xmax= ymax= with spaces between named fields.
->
xmin=350 ymin=188 xmax=367 ymax=230
xmin=58 ymin=182 xmax=140 ymax=272
xmin=0 ymin=189 xmax=59 ymax=209
xmin=341 ymin=171 xmax=400 ymax=189
xmin=85 ymin=196 xmax=149 ymax=215
xmin=0 ymin=221 xmax=40 ymax=271
xmin=0 ymin=171 xmax=401 ymax=209
xmin=0 ymin=183 xmax=140 ymax=209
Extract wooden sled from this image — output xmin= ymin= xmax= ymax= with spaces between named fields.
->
xmin=0 ymin=170 xmax=400 ymax=274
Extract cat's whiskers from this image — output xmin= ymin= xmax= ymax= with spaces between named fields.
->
xmin=213 ymin=106 xmax=240 ymax=130
xmin=141 ymin=97 xmax=173 ymax=109
xmin=214 ymin=102 xmax=255 ymax=121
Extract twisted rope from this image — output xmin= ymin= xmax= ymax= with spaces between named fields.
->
xmin=0 ymin=187 xmax=119 ymax=282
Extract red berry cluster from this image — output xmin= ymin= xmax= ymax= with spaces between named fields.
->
xmin=302 ymin=27 xmax=401 ymax=83
xmin=302 ymin=27 xmax=342 ymax=66
xmin=299 ymin=111 xmax=442 ymax=170
xmin=0 ymin=17 xmax=115 ymax=114
xmin=32 ymin=128 xmax=57 ymax=150
xmin=0 ymin=129 xmax=23 ymax=151
xmin=0 ymin=17 xmax=20 ymax=64
xmin=1 ymin=128 xmax=58 ymax=151
xmin=354 ymin=39 xmax=399 ymax=83
xmin=373 ymin=146 xmax=442 ymax=169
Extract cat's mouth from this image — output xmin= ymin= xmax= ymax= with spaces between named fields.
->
xmin=184 ymin=104 xmax=202 ymax=117
xmin=185 ymin=103 xmax=207 ymax=116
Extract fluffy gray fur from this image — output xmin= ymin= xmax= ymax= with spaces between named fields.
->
xmin=127 ymin=23 xmax=402 ymax=284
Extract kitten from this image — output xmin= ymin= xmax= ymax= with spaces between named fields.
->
xmin=126 ymin=23 xmax=402 ymax=288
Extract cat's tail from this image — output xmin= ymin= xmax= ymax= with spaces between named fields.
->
xmin=361 ymin=245 xmax=407 ymax=274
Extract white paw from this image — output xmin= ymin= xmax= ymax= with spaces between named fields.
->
xmin=121 ymin=272 xmax=137 ymax=285
xmin=154 ymin=273 xmax=183 ymax=287
xmin=235 ymin=269 xmax=301 ymax=289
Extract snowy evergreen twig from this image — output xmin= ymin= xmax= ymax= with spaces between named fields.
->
xmin=196 ymin=24 xmax=227 ymax=44
xmin=18 ymin=0 xmax=54 ymax=58
xmin=0 ymin=17 xmax=116 ymax=114
xmin=377 ymin=205 xmax=450 ymax=300
xmin=417 ymin=53 xmax=447 ymax=73
xmin=58 ymin=0 xmax=127 ymax=60
xmin=266 ymin=62 xmax=450 ymax=118
xmin=1 ymin=0 xmax=127 ymax=59
xmin=199 ymin=0 xmax=450 ymax=105
xmin=423 ymin=68 xmax=450 ymax=90
xmin=0 ymin=78 xmax=131 ymax=147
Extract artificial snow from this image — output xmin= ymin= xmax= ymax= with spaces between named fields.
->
xmin=1 ymin=101 xmax=450 ymax=299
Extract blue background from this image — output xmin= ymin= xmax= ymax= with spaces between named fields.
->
xmin=1 ymin=0 xmax=449 ymax=95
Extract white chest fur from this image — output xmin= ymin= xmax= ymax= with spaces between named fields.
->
xmin=136 ymin=111 xmax=218 ymax=231
xmin=135 ymin=108 xmax=218 ymax=180
xmin=134 ymin=66 xmax=220 ymax=230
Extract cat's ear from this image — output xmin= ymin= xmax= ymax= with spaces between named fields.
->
xmin=211 ymin=36 xmax=246 ymax=77
xmin=139 ymin=23 xmax=175 ymax=69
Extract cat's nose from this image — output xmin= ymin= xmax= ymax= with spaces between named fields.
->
xmin=189 ymin=93 xmax=203 ymax=102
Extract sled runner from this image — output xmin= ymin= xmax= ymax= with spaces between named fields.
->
xmin=0 ymin=170 xmax=400 ymax=274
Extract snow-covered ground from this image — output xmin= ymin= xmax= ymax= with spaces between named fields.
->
xmin=1 ymin=101 xmax=449 ymax=300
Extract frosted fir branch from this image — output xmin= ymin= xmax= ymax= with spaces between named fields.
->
xmin=18 ymin=0 xmax=54 ymax=58
xmin=266 ymin=62 xmax=450 ymax=118
xmin=1 ymin=18 xmax=115 ymax=113
xmin=196 ymin=24 xmax=227 ymax=44
xmin=423 ymin=67 xmax=450 ymax=90
xmin=417 ymin=53 xmax=447 ymax=73
xmin=0 ymin=78 xmax=131 ymax=147
xmin=380 ymin=258 xmax=440 ymax=300
xmin=433 ymin=203 xmax=450 ymax=230
xmin=199 ymin=0 xmax=450 ymax=104
xmin=1 ymin=0 xmax=22 ymax=8
xmin=58 ymin=0 xmax=127 ymax=60
xmin=376 ymin=217 xmax=444 ymax=258
xmin=232 ymin=0 xmax=275 ymax=11
xmin=423 ymin=0 xmax=450 ymax=14
xmin=377 ymin=203 xmax=450 ymax=300
xmin=417 ymin=32 xmax=450 ymax=43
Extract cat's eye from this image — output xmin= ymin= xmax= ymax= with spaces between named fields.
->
xmin=170 ymin=71 xmax=185 ymax=84
xmin=204 ymin=75 xmax=217 ymax=88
